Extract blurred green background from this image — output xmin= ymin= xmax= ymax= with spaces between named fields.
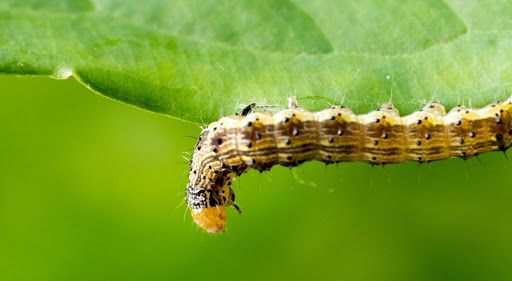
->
xmin=1 ymin=74 xmax=512 ymax=280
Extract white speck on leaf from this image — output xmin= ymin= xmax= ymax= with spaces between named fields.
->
xmin=53 ymin=67 xmax=74 ymax=80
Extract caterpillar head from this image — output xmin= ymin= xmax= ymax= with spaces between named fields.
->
xmin=187 ymin=184 xmax=238 ymax=233
xmin=191 ymin=206 xmax=227 ymax=233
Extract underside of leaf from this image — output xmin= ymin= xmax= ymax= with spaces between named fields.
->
xmin=1 ymin=0 xmax=512 ymax=123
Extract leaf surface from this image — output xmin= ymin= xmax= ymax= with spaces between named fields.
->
xmin=1 ymin=0 xmax=512 ymax=123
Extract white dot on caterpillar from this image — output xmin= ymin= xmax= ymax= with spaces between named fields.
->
xmin=292 ymin=127 xmax=299 ymax=136
xmin=254 ymin=132 xmax=262 ymax=140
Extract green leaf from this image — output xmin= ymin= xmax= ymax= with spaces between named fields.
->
xmin=1 ymin=0 xmax=512 ymax=123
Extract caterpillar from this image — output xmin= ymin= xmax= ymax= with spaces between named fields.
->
xmin=187 ymin=96 xmax=512 ymax=232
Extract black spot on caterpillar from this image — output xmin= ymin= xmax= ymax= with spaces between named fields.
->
xmin=187 ymin=96 xmax=512 ymax=232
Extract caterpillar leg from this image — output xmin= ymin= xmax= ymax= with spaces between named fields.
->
xmin=240 ymin=97 xmax=298 ymax=115
xmin=232 ymin=203 xmax=242 ymax=214
xmin=239 ymin=102 xmax=256 ymax=116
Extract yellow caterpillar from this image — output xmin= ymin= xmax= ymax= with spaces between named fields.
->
xmin=187 ymin=97 xmax=512 ymax=232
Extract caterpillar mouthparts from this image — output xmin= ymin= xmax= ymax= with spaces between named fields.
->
xmin=187 ymin=96 xmax=512 ymax=232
